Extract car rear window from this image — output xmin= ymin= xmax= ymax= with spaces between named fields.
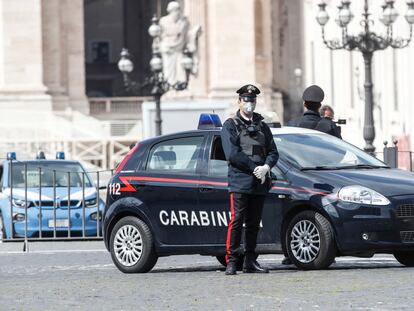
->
xmin=146 ymin=136 xmax=204 ymax=175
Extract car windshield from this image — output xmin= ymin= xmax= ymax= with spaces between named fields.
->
xmin=273 ymin=133 xmax=388 ymax=170
xmin=9 ymin=162 xmax=93 ymax=188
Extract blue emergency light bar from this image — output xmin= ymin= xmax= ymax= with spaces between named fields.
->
xmin=198 ymin=113 xmax=222 ymax=130
xmin=6 ymin=152 xmax=16 ymax=161
xmin=56 ymin=151 xmax=65 ymax=160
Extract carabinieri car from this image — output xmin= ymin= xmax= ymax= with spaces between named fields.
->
xmin=0 ymin=152 xmax=104 ymax=240
xmin=104 ymin=114 xmax=414 ymax=273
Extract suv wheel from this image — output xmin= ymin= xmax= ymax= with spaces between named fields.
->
xmin=110 ymin=216 xmax=158 ymax=273
xmin=286 ymin=211 xmax=336 ymax=270
xmin=394 ymin=251 xmax=414 ymax=267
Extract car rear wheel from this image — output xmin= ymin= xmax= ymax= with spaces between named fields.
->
xmin=110 ymin=216 xmax=158 ymax=273
xmin=286 ymin=211 xmax=336 ymax=270
xmin=394 ymin=251 xmax=414 ymax=267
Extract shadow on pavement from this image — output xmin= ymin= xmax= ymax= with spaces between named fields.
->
xmin=151 ymin=261 xmax=409 ymax=273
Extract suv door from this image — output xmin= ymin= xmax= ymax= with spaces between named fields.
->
xmin=140 ymin=135 xmax=206 ymax=245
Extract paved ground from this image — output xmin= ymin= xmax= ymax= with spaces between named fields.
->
xmin=0 ymin=241 xmax=413 ymax=311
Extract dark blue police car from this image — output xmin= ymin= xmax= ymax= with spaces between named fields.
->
xmin=103 ymin=114 xmax=414 ymax=273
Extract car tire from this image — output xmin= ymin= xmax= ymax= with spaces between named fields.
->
xmin=110 ymin=216 xmax=158 ymax=273
xmin=393 ymin=251 xmax=414 ymax=267
xmin=286 ymin=210 xmax=336 ymax=270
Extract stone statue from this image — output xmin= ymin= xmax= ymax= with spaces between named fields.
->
xmin=159 ymin=1 xmax=201 ymax=86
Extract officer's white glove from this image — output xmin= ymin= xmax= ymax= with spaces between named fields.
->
xmin=253 ymin=165 xmax=270 ymax=184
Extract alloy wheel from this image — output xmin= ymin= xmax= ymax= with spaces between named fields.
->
xmin=113 ymin=224 xmax=143 ymax=267
xmin=290 ymin=220 xmax=321 ymax=263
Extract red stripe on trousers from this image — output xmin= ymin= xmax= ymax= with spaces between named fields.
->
xmin=225 ymin=193 xmax=235 ymax=264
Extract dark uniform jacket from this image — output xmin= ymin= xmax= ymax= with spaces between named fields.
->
xmin=221 ymin=111 xmax=279 ymax=195
xmin=287 ymin=110 xmax=342 ymax=139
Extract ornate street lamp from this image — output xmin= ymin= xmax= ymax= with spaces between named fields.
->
xmin=118 ymin=15 xmax=194 ymax=136
xmin=316 ymin=0 xmax=414 ymax=152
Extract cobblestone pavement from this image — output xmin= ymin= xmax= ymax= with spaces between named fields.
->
xmin=0 ymin=241 xmax=412 ymax=311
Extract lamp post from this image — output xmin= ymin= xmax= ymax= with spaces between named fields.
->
xmin=316 ymin=0 xmax=414 ymax=153
xmin=117 ymin=16 xmax=194 ymax=136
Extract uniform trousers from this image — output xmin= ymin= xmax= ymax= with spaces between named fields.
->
xmin=225 ymin=192 xmax=265 ymax=263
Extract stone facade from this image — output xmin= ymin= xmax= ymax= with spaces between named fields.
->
xmin=0 ymin=0 xmax=313 ymax=125
xmin=0 ymin=0 xmax=87 ymax=113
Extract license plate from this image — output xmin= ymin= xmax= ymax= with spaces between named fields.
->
xmin=48 ymin=219 xmax=69 ymax=228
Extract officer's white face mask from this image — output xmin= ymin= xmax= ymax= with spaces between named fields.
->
xmin=243 ymin=102 xmax=256 ymax=114
xmin=240 ymin=97 xmax=256 ymax=116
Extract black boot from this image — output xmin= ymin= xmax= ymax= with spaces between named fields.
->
xmin=243 ymin=258 xmax=269 ymax=273
xmin=281 ymin=256 xmax=293 ymax=265
xmin=225 ymin=261 xmax=237 ymax=275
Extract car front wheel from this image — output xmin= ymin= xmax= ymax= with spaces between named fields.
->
xmin=110 ymin=216 xmax=158 ymax=273
xmin=394 ymin=251 xmax=414 ymax=267
xmin=286 ymin=210 xmax=336 ymax=270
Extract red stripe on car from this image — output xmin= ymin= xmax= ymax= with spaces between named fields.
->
xmin=117 ymin=176 xmax=330 ymax=196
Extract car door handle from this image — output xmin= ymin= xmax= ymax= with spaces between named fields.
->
xmin=199 ymin=187 xmax=215 ymax=193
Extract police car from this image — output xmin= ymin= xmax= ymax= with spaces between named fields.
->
xmin=103 ymin=114 xmax=414 ymax=273
xmin=0 ymin=152 xmax=105 ymax=240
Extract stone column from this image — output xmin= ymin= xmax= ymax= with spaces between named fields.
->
xmin=60 ymin=0 xmax=88 ymax=114
xmin=0 ymin=0 xmax=52 ymax=110
xmin=207 ymin=0 xmax=256 ymax=99
xmin=184 ymin=0 xmax=209 ymax=98
xmin=42 ymin=0 xmax=69 ymax=111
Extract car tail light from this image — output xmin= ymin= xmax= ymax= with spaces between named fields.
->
xmin=115 ymin=143 xmax=139 ymax=173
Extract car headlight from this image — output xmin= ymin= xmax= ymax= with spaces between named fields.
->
xmin=85 ymin=198 xmax=98 ymax=208
xmin=12 ymin=198 xmax=30 ymax=208
xmin=338 ymin=185 xmax=390 ymax=206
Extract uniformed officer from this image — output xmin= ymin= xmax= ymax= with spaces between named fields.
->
xmin=287 ymin=85 xmax=341 ymax=139
xmin=221 ymin=84 xmax=279 ymax=275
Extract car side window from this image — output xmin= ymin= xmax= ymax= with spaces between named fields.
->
xmin=146 ymin=136 xmax=204 ymax=175
xmin=209 ymin=136 xmax=228 ymax=178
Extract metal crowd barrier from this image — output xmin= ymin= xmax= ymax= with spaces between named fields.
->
xmin=379 ymin=140 xmax=414 ymax=171
xmin=0 ymin=158 xmax=113 ymax=249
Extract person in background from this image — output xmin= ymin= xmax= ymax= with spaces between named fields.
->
xmin=287 ymin=85 xmax=341 ymax=139
xmin=320 ymin=105 xmax=342 ymax=139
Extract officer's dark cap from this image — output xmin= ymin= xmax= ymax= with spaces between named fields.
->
xmin=302 ymin=85 xmax=324 ymax=103
xmin=236 ymin=84 xmax=261 ymax=97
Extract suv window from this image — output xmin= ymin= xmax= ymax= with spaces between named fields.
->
xmin=209 ymin=136 xmax=227 ymax=177
xmin=147 ymin=136 xmax=204 ymax=175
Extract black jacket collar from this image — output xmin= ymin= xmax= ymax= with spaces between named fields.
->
xmin=304 ymin=109 xmax=320 ymax=117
